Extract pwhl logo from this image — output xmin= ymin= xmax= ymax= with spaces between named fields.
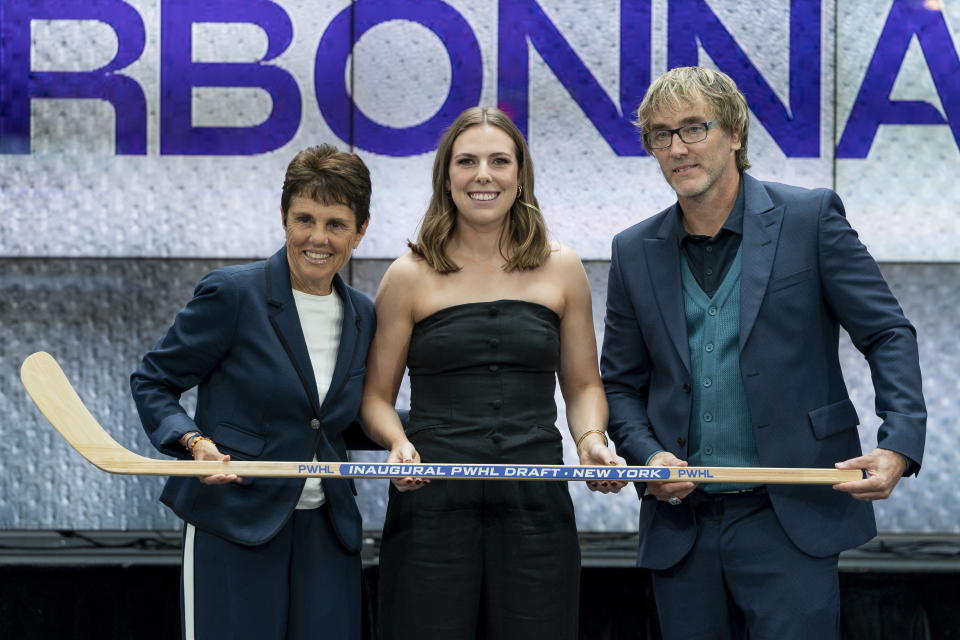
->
xmin=1 ymin=0 xmax=957 ymax=157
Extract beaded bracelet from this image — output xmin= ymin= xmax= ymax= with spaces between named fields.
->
xmin=188 ymin=434 xmax=213 ymax=453
xmin=575 ymin=429 xmax=609 ymax=450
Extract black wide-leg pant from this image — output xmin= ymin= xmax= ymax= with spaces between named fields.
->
xmin=377 ymin=479 xmax=581 ymax=640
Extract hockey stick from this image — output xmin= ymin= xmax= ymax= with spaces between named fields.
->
xmin=21 ymin=351 xmax=861 ymax=484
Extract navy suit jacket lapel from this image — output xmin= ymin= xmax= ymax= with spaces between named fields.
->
xmin=266 ymin=246 xmax=363 ymax=425
xmin=644 ymin=209 xmax=691 ymax=374
xmin=320 ymin=275 xmax=361 ymax=418
xmin=739 ymin=174 xmax=784 ymax=351
xmin=266 ymin=247 xmax=321 ymax=415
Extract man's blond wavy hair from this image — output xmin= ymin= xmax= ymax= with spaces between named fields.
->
xmin=635 ymin=66 xmax=751 ymax=171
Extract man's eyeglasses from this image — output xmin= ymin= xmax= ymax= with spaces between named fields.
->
xmin=644 ymin=121 xmax=717 ymax=149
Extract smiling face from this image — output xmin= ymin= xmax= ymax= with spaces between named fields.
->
xmin=446 ymin=124 xmax=519 ymax=229
xmin=649 ymin=100 xmax=741 ymax=205
xmin=283 ymin=196 xmax=366 ymax=295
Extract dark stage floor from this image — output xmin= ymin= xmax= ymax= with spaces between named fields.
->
xmin=1 ymin=531 xmax=958 ymax=639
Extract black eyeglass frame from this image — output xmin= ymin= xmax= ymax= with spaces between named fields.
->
xmin=644 ymin=120 xmax=718 ymax=150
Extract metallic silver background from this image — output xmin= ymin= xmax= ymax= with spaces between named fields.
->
xmin=1 ymin=259 xmax=954 ymax=533
xmin=1 ymin=0 xmax=956 ymax=533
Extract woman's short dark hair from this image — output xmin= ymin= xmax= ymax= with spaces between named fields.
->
xmin=281 ymin=144 xmax=372 ymax=228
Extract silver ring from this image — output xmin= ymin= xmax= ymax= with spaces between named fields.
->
xmin=667 ymin=496 xmax=682 ymax=506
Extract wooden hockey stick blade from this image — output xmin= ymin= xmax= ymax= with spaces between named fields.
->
xmin=21 ymin=351 xmax=863 ymax=484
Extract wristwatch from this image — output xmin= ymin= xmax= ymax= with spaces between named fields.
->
xmin=180 ymin=431 xmax=200 ymax=450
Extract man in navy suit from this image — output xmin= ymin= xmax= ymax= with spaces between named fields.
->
xmin=601 ymin=67 xmax=926 ymax=639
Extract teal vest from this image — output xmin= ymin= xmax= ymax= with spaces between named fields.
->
xmin=681 ymin=250 xmax=760 ymax=492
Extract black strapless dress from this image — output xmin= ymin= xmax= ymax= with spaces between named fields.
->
xmin=377 ymin=300 xmax=580 ymax=640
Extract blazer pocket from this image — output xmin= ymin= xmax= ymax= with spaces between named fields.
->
xmin=808 ymin=398 xmax=859 ymax=439
xmin=211 ymin=422 xmax=266 ymax=458
xmin=768 ymin=268 xmax=813 ymax=294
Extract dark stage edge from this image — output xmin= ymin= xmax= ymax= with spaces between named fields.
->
xmin=1 ymin=530 xmax=958 ymax=572
xmin=3 ymin=532 xmax=960 ymax=640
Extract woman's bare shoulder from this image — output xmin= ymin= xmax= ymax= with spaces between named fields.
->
xmin=546 ymin=242 xmax=586 ymax=272
xmin=377 ymin=252 xmax=435 ymax=306
xmin=383 ymin=251 xmax=429 ymax=283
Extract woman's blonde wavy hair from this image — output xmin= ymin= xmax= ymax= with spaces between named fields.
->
xmin=409 ymin=107 xmax=550 ymax=273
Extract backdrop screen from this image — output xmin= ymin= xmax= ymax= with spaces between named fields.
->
xmin=1 ymin=1 xmax=957 ymax=535
xmin=2 ymin=0 xmax=958 ymax=260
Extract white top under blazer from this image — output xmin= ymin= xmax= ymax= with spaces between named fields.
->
xmin=292 ymin=288 xmax=344 ymax=509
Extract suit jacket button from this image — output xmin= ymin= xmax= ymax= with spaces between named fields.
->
xmin=682 ymin=383 xmax=692 ymax=393
xmin=677 ymin=437 xmax=686 ymax=447
xmin=310 ymin=419 xmax=320 ymax=430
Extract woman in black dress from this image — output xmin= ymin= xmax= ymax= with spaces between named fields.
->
xmin=361 ymin=107 xmax=624 ymax=639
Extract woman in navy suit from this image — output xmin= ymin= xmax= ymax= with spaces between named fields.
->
xmin=131 ymin=144 xmax=375 ymax=640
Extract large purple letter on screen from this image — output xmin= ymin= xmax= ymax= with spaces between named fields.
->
xmin=837 ymin=0 xmax=960 ymax=158
xmin=0 ymin=0 xmax=146 ymax=154
xmin=315 ymin=0 xmax=482 ymax=156
xmin=160 ymin=0 xmax=300 ymax=155
xmin=668 ymin=0 xmax=821 ymax=158
xmin=498 ymin=0 xmax=650 ymax=156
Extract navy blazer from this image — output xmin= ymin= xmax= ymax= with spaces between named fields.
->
xmin=131 ymin=247 xmax=375 ymax=552
xmin=601 ymin=173 xmax=926 ymax=569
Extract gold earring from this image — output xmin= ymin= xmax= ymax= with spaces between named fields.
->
xmin=517 ymin=185 xmax=523 ymax=197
